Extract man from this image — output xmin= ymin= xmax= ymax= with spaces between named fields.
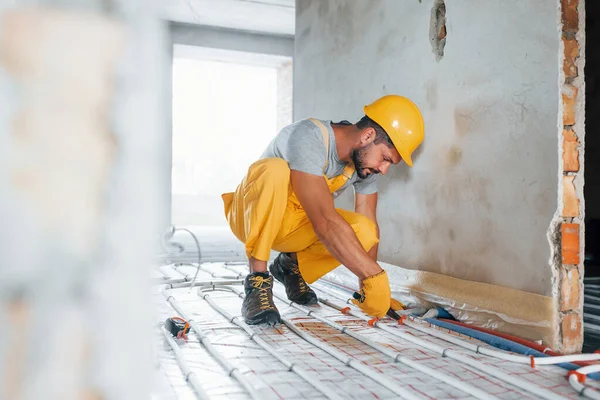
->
xmin=221 ymin=95 xmax=424 ymax=325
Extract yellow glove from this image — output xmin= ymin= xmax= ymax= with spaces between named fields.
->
xmin=351 ymin=271 xmax=391 ymax=318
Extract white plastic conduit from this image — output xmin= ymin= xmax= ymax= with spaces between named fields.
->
xmin=403 ymin=317 xmax=600 ymax=365
xmin=314 ymin=288 xmax=565 ymax=400
xmin=585 ymin=303 xmax=600 ymax=312
xmin=172 ymin=263 xmax=242 ymax=280
xmin=161 ymin=284 xmax=260 ymax=400
xmin=191 ymin=265 xmax=600 ymax=364
xmin=280 ymin=317 xmax=419 ymax=400
xmin=585 ymin=313 xmax=600 ymax=322
xmin=315 ymin=284 xmax=600 ymax=365
xmin=567 ymin=364 xmax=600 ymax=400
xmin=224 ymin=287 xmax=420 ymax=400
xmin=198 ymin=286 xmax=343 ymax=400
xmin=159 ymin=255 xmax=243 ymax=288
xmin=585 ymin=294 xmax=600 ymax=303
xmin=167 ymin=279 xmax=245 ymax=290
xmin=571 ymin=364 xmax=600 ymax=376
xmin=569 ymin=375 xmax=600 ymax=400
xmin=219 ymin=266 xmax=485 ymax=398
xmin=270 ymin=291 xmax=495 ymax=400
xmin=162 ymin=327 xmax=211 ymax=400
xmin=162 ymin=227 xmax=205 ymax=287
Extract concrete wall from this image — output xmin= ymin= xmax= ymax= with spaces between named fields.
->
xmin=277 ymin=61 xmax=294 ymax=132
xmin=295 ymin=0 xmax=559 ymax=296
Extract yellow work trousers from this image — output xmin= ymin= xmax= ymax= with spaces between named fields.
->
xmin=221 ymin=158 xmax=379 ymax=284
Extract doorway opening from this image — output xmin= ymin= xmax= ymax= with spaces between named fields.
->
xmin=170 ymin=45 xmax=292 ymax=260
xmin=583 ymin=0 xmax=600 ymax=351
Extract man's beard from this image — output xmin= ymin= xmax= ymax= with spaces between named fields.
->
xmin=351 ymin=145 xmax=374 ymax=179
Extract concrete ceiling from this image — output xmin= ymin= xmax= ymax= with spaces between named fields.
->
xmin=163 ymin=0 xmax=295 ymax=36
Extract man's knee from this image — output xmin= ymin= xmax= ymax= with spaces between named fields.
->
xmin=351 ymin=214 xmax=379 ymax=249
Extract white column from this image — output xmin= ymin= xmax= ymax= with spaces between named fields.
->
xmin=0 ymin=1 xmax=168 ymax=399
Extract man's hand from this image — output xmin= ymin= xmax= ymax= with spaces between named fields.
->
xmin=351 ymin=270 xmax=391 ymax=318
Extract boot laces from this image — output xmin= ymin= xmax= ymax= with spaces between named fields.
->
xmin=250 ymin=276 xmax=274 ymax=310
xmin=291 ymin=265 xmax=309 ymax=294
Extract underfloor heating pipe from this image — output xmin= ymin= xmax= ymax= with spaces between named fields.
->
xmin=269 ymin=291 xmax=495 ymax=400
xmin=426 ymin=318 xmax=600 ymax=380
xmin=567 ymin=364 xmax=600 ymax=399
xmin=162 ymin=227 xmax=205 ymax=288
xmin=585 ymin=294 xmax=600 ymax=303
xmin=186 ymin=266 xmax=488 ymax=398
xmin=198 ymin=286 xmax=344 ymax=400
xmin=569 ymin=374 xmax=600 ymax=400
xmin=315 ymin=282 xmax=600 ymax=367
xmin=164 ymin=273 xmax=417 ymax=399
xmin=161 ymin=327 xmax=211 ymax=400
xmin=172 ymin=262 xmax=242 ymax=280
xmin=225 ymin=264 xmax=518 ymax=398
xmin=161 ymin=283 xmax=260 ymax=400
xmin=314 ymin=286 xmax=569 ymax=400
xmin=223 ymin=287 xmax=421 ymax=400
xmin=439 ymin=318 xmax=599 ymax=367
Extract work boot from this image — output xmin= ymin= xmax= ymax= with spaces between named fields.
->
xmin=242 ymin=272 xmax=281 ymax=326
xmin=269 ymin=252 xmax=318 ymax=305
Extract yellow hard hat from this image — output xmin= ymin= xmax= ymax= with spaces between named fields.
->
xmin=364 ymin=95 xmax=424 ymax=167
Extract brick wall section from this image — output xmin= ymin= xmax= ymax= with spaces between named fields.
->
xmin=558 ymin=0 xmax=584 ymax=353
xmin=277 ymin=61 xmax=293 ymax=132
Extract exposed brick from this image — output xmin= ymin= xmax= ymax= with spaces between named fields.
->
xmin=561 ymin=0 xmax=579 ymax=33
xmin=563 ymin=37 xmax=579 ymax=79
xmin=560 ymin=267 xmax=580 ymax=311
xmin=562 ymin=223 xmax=580 ymax=265
xmin=439 ymin=24 xmax=447 ymax=40
xmin=562 ymin=175 xmax=580 ymax=217
xmin=561 ymin=312 xmax=582 ymax=352
xmin=563 ymin=129 xmax=580 ymax=172
xmin=562 ymin=85 xmax=578 ymax=126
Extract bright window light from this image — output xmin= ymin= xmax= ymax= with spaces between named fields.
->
xmin=172 ymin=57 xmax=278 ymax=227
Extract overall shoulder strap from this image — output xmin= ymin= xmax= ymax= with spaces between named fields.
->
xmin=308 ymin=118 xmax=330 ymax=172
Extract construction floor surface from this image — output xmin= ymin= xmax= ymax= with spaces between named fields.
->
xmin=152 ymin=260 xmax=600 ymax=400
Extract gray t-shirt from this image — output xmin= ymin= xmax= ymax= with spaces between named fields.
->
xmin=260 ymin=118 xmax=379 ymax=197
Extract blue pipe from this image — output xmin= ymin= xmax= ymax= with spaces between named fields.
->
xmin=425 ymin=318 xmax=600 ymax=381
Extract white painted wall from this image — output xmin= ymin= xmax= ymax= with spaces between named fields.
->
xmin=295 ymin=0 xmax=559 ymax=296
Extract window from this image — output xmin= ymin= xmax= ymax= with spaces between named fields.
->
xmin=171 ymin=55 xmax=286 ymax=227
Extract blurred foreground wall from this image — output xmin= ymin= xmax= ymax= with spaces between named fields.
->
xmin=0 ymin=1 xmax=169 ymax=399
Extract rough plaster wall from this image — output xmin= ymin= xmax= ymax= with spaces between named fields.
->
xmin=295 ymin=0 xmax=559 ymax=296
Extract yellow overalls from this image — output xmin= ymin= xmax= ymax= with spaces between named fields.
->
xmin=221 ymin=119 xmax=379 ymax=284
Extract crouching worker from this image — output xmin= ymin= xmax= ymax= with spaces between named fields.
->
xmin=221 ymin=95 xmax=425 ymax=325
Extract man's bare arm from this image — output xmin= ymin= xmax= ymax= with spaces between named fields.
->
xmin=290 ymin=170 xmax=382 ymax=280
xmin=355 ymin=192 xmax=379 ymax=261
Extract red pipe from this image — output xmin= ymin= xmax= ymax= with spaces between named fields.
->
xmin=439 ymin=318 xmax=598 ymax=367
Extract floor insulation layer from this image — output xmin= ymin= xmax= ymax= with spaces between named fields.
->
xmin=152 ymin=262 xmax=600 ymax=400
